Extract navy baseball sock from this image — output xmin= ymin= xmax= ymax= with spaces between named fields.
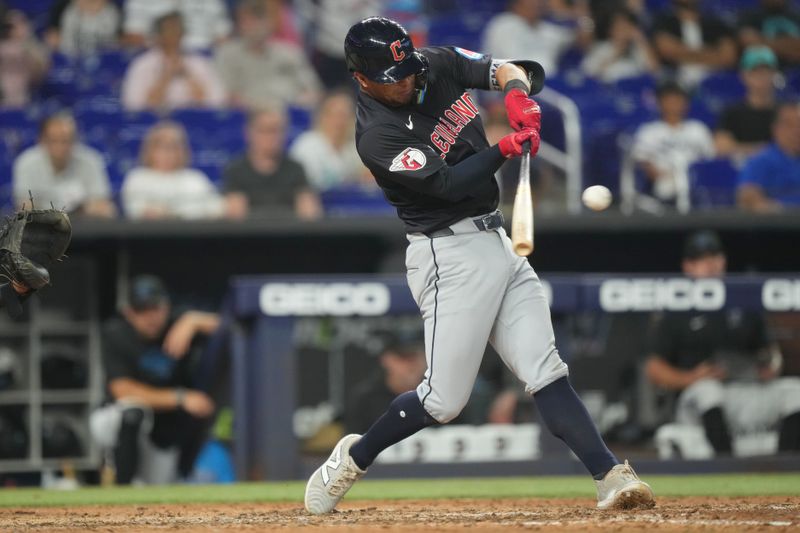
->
xmin=534 ymin=377 xmax=619 ymax=480
xmin=349 ymin=391 xmax=438 ymax=470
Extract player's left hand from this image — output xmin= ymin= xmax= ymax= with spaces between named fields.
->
xmin=504 ymin=89 xmax=541 ymax=132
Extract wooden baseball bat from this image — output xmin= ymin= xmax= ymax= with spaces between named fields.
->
xmin=511 ymin=141 xmax=534 ymax=256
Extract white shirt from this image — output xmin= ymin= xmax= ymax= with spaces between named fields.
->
xmin=632 ymin=119 xmax=715 ymax=200
xmin=296 ymin=0 xmax=383 ymax=59
xmin=123 ymin=0 xmax=231 ymax=50
xmin=121 ymin=49 xmax=226 ymax=111
xmin=289 ymin=131 xmax=364 ymax=191
xmin=13 ymin=144 xmax=111 ymax=212
xmin=59 ymin=3 xmax=121 ymax=57
xmin=678 ymin=19 xmax=708 ymax=88
xmin=482 ymin=12 xmax=575 ymax=75
xmin=121 ymin=167 xmax=224 ymax=219
xmin=581 ymin=42 xmax=650 ymax=83
xmin=214 ymin=40 xmax=321 ymax=109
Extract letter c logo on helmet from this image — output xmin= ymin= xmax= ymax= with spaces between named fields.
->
xmin=344 ymin=17 xmax=427 ymax=84
xmin=390 ymin=40 xmax=405 ymax=62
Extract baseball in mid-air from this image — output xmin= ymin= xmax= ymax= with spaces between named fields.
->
xmin=582 ymin=185 xmax=613 ymax=211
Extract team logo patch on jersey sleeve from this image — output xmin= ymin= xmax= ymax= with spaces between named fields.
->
xmin=454 ymin=47 xmax=484 ymax=60
xmin=390 ymin=148 xmax=427 ymax=172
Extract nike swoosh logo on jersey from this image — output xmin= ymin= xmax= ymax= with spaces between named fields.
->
xmin=405 ymin=115 xmax=413 ymax=129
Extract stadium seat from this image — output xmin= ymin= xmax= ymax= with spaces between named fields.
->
xmin=698 ymin=71 xmax=745 ymax=114
xmin=689 ymin=158 xmax=738 ymax=208
xmin=613 ymin=75 xmax=657 ymax=99
xmin=321 ymin=185 xmax=394 ymax=217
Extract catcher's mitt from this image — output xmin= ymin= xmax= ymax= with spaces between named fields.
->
xmin=0 ymin=207 xmax=72 ymax=291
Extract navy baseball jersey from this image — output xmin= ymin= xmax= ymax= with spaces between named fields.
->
xmin=356 ymin=46 xmax=508 ymax=233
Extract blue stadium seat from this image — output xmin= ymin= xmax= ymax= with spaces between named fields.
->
xmin=613 ymin=75 xmax=657 ymax=99
xmin=192 ymin=148 xmax=230 ymax=183
xmin=698 ymin=71 xmax=745 ymax=114
xmin=0 ymin=109 xmax=38 ymax=159
xmin=321 ymin=185 xmax=394 ymax=217
xmin=689 ymin=158 xmax=738 ymax=208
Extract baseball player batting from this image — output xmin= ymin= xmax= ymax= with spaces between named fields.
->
xmin=305 ymin=16 xmax=654 ymax=514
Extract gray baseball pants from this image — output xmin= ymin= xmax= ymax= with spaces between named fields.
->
xmin=405 ymin=212 xmax=569 ymax=423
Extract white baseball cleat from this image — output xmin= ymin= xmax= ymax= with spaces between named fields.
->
xmin=595 ymin=460 xmax=655 ymax=510
xmin=304 ymin=433 xmax=366 ymax=515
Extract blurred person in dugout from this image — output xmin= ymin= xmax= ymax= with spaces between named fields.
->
xmin=631 ymin=80 xmax=715 ymax=205
xmin=13 ymin=112 xmax=116 ymax=217
xmin=222 ymin=105 xmax=322 ymax=220
xmin=121 ymin=120 xmax=225 ymax=219
xmin=0 ymin=6 xmax=49 ymax=107
xmin=714 ymin=46 xmax=780 ymax=165
xmin=645 ymin=230 xmax=800 ymax=455
xmin=344 ymin=335 xmax=428 ymax=435
xmin=121 ymin=11 xmax=226 ymax=112
xmin=736 ymin=102 xmax=800 ymax=212
xmin=91 ymin=275 xmax=220 ymax=485
xmin=288 ymin=91 xmax=372 ymax=192
xmin=215 ymin=0 xmax=322 ymax=111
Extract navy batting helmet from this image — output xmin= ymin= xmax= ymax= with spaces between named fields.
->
xmin=344 ymin=17 xmax=427 ymax=84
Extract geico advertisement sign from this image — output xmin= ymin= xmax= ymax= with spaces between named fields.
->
xmin=260 ymin=283 xmax=391 ymax=316
xmin=762 ymin=279 xmax=800 ymax=311
xmin=599 ymin=278 xmax=725 ymax=312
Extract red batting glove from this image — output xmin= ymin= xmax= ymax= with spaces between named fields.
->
xmin=498 ymin=128 xmax=540 ymax=159
xmin=504 ymin=88 xmax=541 ymax=132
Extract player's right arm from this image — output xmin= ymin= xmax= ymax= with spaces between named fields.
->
xmin=358 ymin=125 xmax=537 ymax=202
xmin=426 ymin=46 xmax=543 ymax=132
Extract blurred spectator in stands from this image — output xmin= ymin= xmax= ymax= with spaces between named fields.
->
xmin=652 ymin=0 xmax=737 ymax=88
xmin=295 ymin=0 xmax=382 ymax=88
xmin=631 ymin=81 xmax=715 ymax=203
xmin=44 ymin=0 xmax=70 ymax=49
xmin=483 ymin=0 xmax=591 ymax=76
xmin=646 ymin=230 xmax=800 ymax=456
xmin=222 ymin=106 xmax=322 ymax=220
xmin=121 ymin=12 xmax=226 ymax=112
xmin=13 ymin=113 xmax=116 ymax=218
xmin=48 ymin=0 xmax=121 ymax=57
xmin=92 ymin=275 xmax=219 ymax=484
xmin=122 ymin=121 xmax=224 ymax=219
xmin=265 ymin=0 xmax=302 ymax=47
xmin=588 ymin=0 xmax=648 ymax=40
xmin=288 ymin=91 xmax=369 ymax=191
xmin=0 ymin=8 xmax=49 ymax=107
xmin=715 ymin=46 xmax=780 ymax=164
xmin=737 ymin=102 xmax=800 ymax=212
xmin=121 ymin=0 xmax=231 ymax=51
xmin=738 ymin=0 xmax=800 ymax=67
xmin=215 ymin=0 xmax=321 ymax=111
xmin=581 ymin=8 xmax=659 ymax=83
xmin=345 ymin=337 xmax=427 ymax=434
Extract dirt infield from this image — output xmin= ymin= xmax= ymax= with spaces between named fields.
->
xmin=1 ymin=497 xmax=797 ymax=532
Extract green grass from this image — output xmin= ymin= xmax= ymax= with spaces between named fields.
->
xmin=0 ymin=474 xmax=797 ymax=508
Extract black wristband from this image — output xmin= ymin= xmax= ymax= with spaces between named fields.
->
xmin=503 ymin=78 xmax=530 ymax=95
